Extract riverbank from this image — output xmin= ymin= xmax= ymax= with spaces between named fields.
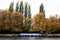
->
xmin=0 ymin=34 xmax=18 ymax=37
xmin=0 ymin=33 xmax=60 ymax=37
xmin=44 ymin=34 xmax=60 ymax=37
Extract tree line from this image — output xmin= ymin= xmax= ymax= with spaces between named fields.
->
xmin=9 ymin=1 xmax=31 ymax=18
xmin=0 ymin=1 xmax=60 ymax=34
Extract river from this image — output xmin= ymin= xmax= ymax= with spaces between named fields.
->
xmin=0 ymin=37 xmax=60 ymax=40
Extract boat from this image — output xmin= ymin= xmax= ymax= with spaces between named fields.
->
xmin=18 ymin=33 xmax=43 ymax=37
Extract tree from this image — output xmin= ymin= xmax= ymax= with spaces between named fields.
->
xmin=28 ymin=4 xmax=31 ymax=18
xmin=24 ymin=3 xmax=28 ymax=18
xmin=0 ymin=10 xmax=24 ymax=33
xmin=27 ymin=4 xmax=31 ymax=30
xmin=19 ymin=1 xmax=23 ymax=14
xmin=30 ymin=13 xmax=45 ymax=33
xmin=45 ymin=19 xmax=52 ymax=34
xmin=9 ymin=2 xmax=14 ymax=12
xmin=15 ymin=1 xmax=19 ymax=12
xmin=39 ymin=3 xmax=45 ymax=18
xmin=0 ymin=10 xmax=11 ymax=32
xmin=43 ymin=10 xmax=45 ymax=18
xmin=23 ymin=18 xmax=31 ymax=32
xmin=39 ymin=3 xmax=44 ymax=12
xmin=23 ymin=3 xmax=31 ymax=32
xmin=49 ymin=15 xmax=60 ymax=33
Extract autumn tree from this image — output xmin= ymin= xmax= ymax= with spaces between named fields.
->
xmin=30 ymin=13 xmax=45 ymax=33
xmin=0 ymin=10 xmax=24 ymax=33
xmin=0 ymin=10 xmax=11 ymax=32
xmin=30 ymin=13 xmax=60 ymax=34
xmin=49 ymin=15 xmax=60 ymax=33
xmin=10 ymin=12 xmax=24 ymax=32
xmin=23 ymin=18 xmax=31 ymax=32
xmin=44 ymin=18 xmax=52 ymax=34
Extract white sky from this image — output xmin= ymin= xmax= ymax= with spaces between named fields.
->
xmin=0 ymin=0 xmax=60 ymax=18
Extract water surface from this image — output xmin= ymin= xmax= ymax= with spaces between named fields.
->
xmin=0 ymin=37 xmax=60 ymax=40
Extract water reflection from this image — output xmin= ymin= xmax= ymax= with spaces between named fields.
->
xmin=19 ymin=37 xmax=60 ymax=40
xmin=28 ymin=37 xmax=36 ymax=40
xmin=0 ymin=37 xmax=60 ymax=40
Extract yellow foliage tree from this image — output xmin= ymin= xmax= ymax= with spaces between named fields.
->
xmin=30 ymin=13 xmax=45 ymax=33
xmin=0 ymin=10 xmax=24 ymax=33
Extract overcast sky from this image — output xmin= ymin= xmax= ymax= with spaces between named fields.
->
xmin=0 ymin=0 xmax=60 ymax=18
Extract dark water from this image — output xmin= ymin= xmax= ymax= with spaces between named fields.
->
xmin=0 ymin=37 xmax=60 ymax=40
